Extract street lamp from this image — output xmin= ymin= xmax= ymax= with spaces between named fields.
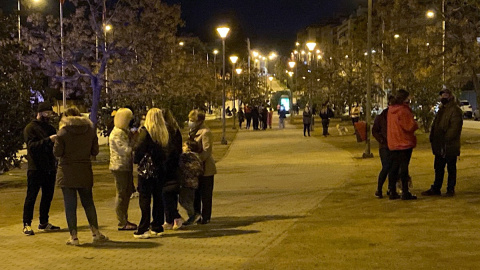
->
xmin=426 ymin=3 xmax=446 ymax=84
xmin=235 ymin=68 xmax=242 ymax=129
xmin=18 ymin=0 xmax=42 ymax=43
xmin=60 ymin=0 xmax=66 ymax=110
xmin=217 ymin=26 xmax=230 ymax=145
xmin=230 ymin=55 xmax=238 ymax=129
xmin=213 ymin=49 xmax=219 ymax=113
xmin=363 ymin=0 xmax=374 ymax=158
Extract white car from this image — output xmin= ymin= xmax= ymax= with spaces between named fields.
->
xmin=459 ymin=100 xmax=473 ymax=118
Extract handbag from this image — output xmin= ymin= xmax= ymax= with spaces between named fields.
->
xmin=138 ymin=152 xmax=156 ymax=179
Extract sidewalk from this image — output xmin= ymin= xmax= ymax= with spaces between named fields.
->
xmin=0 ymin=117 xmax=357 ymax=269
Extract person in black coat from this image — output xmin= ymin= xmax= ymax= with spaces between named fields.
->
xmin=422 ymin=89 xmax=463 ymax=197
xmin=252 ymin=106 xmax=260 ymax=130
xmin=372 ymin=96 xmax=394 ymax=198
xmin=319 ymin=103 xmax=335 ymax=136
xmin=133 ymin=108 xmax=169 ymax=239
xmin=261 ymin=106 xmax=268 ymax=130
xmin=22 ymin=102 xmax=60 ymax=236
xmin=238 ymin=108 xmax=245 ymax=129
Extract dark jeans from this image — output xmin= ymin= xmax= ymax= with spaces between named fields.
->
xmin=389 ymin=148 xmax=413 ymax=194
xmin=162 ymin=183 xmax=181 ymax=224
xmin=23 ymin=170 xmax=56 ymax=225
xmin=194 ymin=175 xmax=214 ymax=222
xmin=377 ymin=147 xmax=393 ymax=192
xmin=138 ymin=177 xmax=164 ymax=233
xmin=433 ymin=155 xmax=457 ymax=191
xmin=321 ymin=119 xmax=330 ymax=136
xmin=252 ymin=117 xmax=259 ymax=130
xmin=303 ymin=124 xmax=311 ymax=136
xmin=246 ymin=116 xmax=251 ymax=129
xmin=62 ymin=187 xmax=99 ymax=235
xmin=351 ymin=117 xmax=359 ymax=126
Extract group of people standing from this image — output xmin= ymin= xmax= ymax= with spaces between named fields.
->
xmin=372 ymin=89 xmax=463 ymax=200
xmin=22 ymin=103 xmax=216 ymax=244
xmin=238 ymin=104 xmax=274 ymax=130
xmin=302 ymin=103 xmax=334 ymax=137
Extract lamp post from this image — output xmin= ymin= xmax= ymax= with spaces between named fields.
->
xmin=217 ymin=26 xmax=230 ymax=145
xmin=213 ymin=49 xmax=219 ymax=113
xmin=363 ymin=0 xmax=374 ymax=158
xmin=60 ymin=0 xmax=66 ymax=110
xmin=306 ymin=42 xmax=316 ymax=106
xmin=230 ymin=55 xmax=238 ymax=129
xmin=306 ymin=42 xmax=316 ymax=131
xmin=17 ymin=0 xmax=42 ymax=43
xmin=426 ymin=0 xmax=446 ymax=84
xmin=235 ymin=68 xmax=242 ymax=129
xmin=288 ymin=61 xmax=296 ymax=122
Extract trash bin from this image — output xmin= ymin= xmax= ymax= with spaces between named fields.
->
xmin=354 ymin=121 xmax=367 ymax=142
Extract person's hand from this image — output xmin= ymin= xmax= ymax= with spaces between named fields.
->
xmin=49 ymin=135 xmax=57 ymax=142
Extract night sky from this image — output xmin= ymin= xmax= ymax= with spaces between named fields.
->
xmin=164 ymin=0 xmax=367 ymax=54
xmin=1 ymin=0 xmax=367 ymax=54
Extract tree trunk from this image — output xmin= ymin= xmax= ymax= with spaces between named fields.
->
xmin=89 ymin=76 xmax=101 ymax=126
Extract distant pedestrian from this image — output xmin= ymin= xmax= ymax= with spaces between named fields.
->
xmin=238 ymin=108 xmax=245 ymax=129
xmin=387 ymin=89 xmax=418 ymax=200
xmin=54 ymin=106 xmax=108 ymax=245
xmin=278 ymin=105 xmax=287 ymax=129
xmin=422 ymin=89 xmax=463 ymax=197
xmin=133 ymin=108 xmax=169 ymax=239
xmin=303 ymin=106 xmax=312 ymax=136
xmin=22 ymin=102 xmax=61 ymax=236
xmin=252 ymin=106 xmax=260 ymax=130
xmin=319 ymin=103 xmax=334 ymax=136
xmin=189 ymin=109 xmax=217 ymax=224
xmin=109 ymin=108 xmax=138 ymax=231
xmin=245 ymin=105 xmax=252 ymax=129
xmin=372 ymin=96 xmax=395 ymax=198
xmin=350 ymin=102 xmax=361 ymax=126
xmin=261 ymin=106 xmax=268 ymax=130
xmin=267 ymin=108 xmax=273 ymax=129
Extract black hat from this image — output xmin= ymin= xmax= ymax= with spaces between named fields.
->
xmin=37 ymin=102 xmax=53 ymax=113
xmin=439 ymin=89 xmax=452 ymax=95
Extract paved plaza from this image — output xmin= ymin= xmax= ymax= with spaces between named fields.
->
xmin=2 ymin=118 xmax=480 ymax=269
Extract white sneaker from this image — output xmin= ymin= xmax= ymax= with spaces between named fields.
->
xmin=173 ymin=218 xmax=183 ymax=230
xmin=162 ymin=223 xmax=173 ymax=230
xmin=92 ymin=233 xmax=109 ymax=243
xmin=133 ymin=231 xmax=150 ymax=239
xmin=149 ymin=230 xmax=163 ymax=238
xmin=66 ymin=237 xmax=80 ymax=246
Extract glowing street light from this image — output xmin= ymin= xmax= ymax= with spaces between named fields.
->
xmin=288 ymin=61 xmax=296 ymax=69
xmin=394 ymin=34 xmax=400 ymax=39
xmin=105 ymin=24 xmax=113 ymax=32
xmin=178 ymin=41 xmax=184 ymax=46
xmin=306 ymin=42 xmax=316 ymax=51
xmin=217 ymin=26 xmax=230 ymax=144
xmin=426 ymin=10 xmax=435 ymax=18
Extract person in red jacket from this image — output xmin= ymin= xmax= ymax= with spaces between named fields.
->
xmin=387 ymin=89 xmax=418 ymax=200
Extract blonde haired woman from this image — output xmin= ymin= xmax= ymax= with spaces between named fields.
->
xmin=109 ymin=108 xmax=137 ymax=231
xmin=133 ymin=108 xmax=169 ymax=239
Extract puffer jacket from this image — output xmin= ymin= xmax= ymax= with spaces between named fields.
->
xmin=191 ymin=123 xmax=216 ymax=176
xmin=109 ymin=127 xmax=133 ymax=171
xmin=387 ymin=104 xmax=418 ymax=150
xmin=54 ymin=116 xmax=99 ymax=188
xmin=430 ymin=100 xmax=463 ymax=157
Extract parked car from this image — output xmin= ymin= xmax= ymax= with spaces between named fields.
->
xmin=459 ymin=100 xmax=473 ymax=118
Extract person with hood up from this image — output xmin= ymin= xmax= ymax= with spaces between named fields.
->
xmin=422 ymin=89 xmax=463 ymax=197
xmin=109 ymin=108 xmax=137 ymax=231
xmin=54 ymin=106 xmax=108 ymax=245
xmin=387 ymin=89 xmax=418 ymax=200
